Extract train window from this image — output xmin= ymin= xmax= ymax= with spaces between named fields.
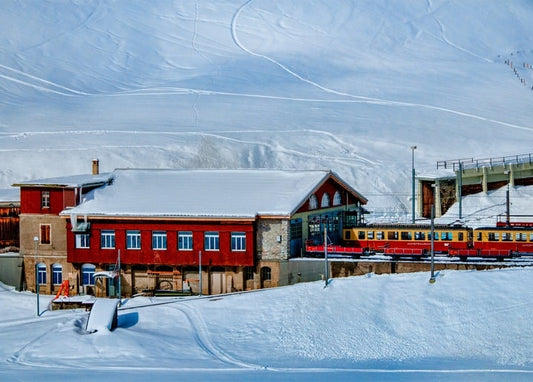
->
xmin=440 ymin=232 xmax=452 ymax=240
xmin=529 ymin=233 xmax=533 ymax=242
xmin=429 ymin=232 xmax=438 ymax=240
xmin=476 ymin=232 xmax=482 ymax=241
xmin=458 ymin=232 xmax=464 ymax=241
xmin=516 ymin=233 xmax=527 ymax=242
xmin=488 ymin=232 xmax=499 ymax=241
xmin=358 ymin=231 xmax=366 ymax=240
xmin=400 ymin=231 xmax=412 ymax=240
xmin=368 ymin=231 xmax=374 ymax=239
xmin=387 ymin=231 xmax=398 ymax=240
xmin=377 ymin=231 xmax=384 ymax=240
xmin=502 ymin=233 xmax=512 ymax=241
xmin=344 ymin=230 xmax=351 ymax=240
xmin=414 ymin=231 xmax=425 ymax=240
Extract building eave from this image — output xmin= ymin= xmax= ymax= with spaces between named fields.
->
xmin=61 ymin=214 xmax=257 ymax=223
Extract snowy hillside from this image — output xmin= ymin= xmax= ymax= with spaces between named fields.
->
xmin=1 ymin=0 xmax=533 ymax=218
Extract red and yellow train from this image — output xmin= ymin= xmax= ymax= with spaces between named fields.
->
xmin=306 ymin=222 xmax=533 ymax=261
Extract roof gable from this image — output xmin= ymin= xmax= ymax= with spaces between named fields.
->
xmin=291 ymin=171 xmax=368 ymax=215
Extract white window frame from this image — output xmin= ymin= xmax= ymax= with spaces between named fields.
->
xmin=52 ymin=263 xmax=62 ymax=285
xmin=37 ymin=263 xmax=47 ymax=285
xmin=204 ymin=232 xmax=219 ymax=251
xmin=41 ymin=191 xmax=50 ymax=209
xmin=178 ymin=231 xmax=193 ymax=251
xmin=101 ymin=230 xmax=115 ymax=249
xmin=82 ymin=264 xmax=95 ymax=286
xmin=76 ymin=234 xmax=90 ymax=249
xmin=152 ymin=231 xmax=167 ymax=250
xmin=126 ymin=230 xmax=141 ymax=249
xmin=231 ymin=232 xmax=246 ymax=251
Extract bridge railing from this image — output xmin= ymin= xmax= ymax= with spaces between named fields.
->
xmin=437 ymin=153 xmax=533 ymax=171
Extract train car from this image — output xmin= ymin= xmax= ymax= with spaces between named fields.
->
xmin=342 ymin=224 xmax=471 ymax=258
xmin=447 ymin=225 xmax=533 ymax=260
xmin=475 ymin=226 xmax=533 ymax=255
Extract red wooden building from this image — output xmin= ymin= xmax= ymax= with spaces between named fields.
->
xmin=16 ymin=167 xmax=367 ymax=296
xmin=0 ymin=189 xmax=20 ymax=248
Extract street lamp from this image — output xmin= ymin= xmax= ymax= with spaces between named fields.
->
xmin=323 ymin=218 xmax=329 ymax=287
xmin=504 ymin=170 xmax=510 ymax=226
xmin=198 ymin=250 xmax=202 ymax=296
xmin=429 ymin=204 xmax=436 ymax=284
xmin=410 ymin=146 xmax=417 ymax=223
xmin=34 ymin=236 xmax=40 ymax=316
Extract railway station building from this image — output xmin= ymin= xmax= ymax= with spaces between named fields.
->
xmin=14 ymin=164 xmax=367 ymax=297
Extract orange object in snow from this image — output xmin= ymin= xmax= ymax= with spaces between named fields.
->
xmin=54 ymin=280 xmax=70 ymax=299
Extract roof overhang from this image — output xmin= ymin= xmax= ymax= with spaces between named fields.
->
xmin=62 ymin=214 xmax=257 ymax=223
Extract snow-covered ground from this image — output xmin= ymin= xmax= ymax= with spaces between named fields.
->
xmin=1 ymin=2 xmax=533 ymax=379
xmin=1 ymin=267 xmax=532 ymax=381
xmin=1 ymin=0 xmax=533 ymax=218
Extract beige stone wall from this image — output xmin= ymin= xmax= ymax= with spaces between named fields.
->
xmin=327 ymin=260 xmax=517 ymax=279
xmin=123 ymin=265 xmax=251 ymax=296
xmin=19 ymin=214 xmax=67 ymax=257
xmin=20 ymin=214 xmax=69 ymax=294
xmin=24 ymin=256 xmax=77 ymax=295
xmin=256 ymin=260 xmax=281 ymax=289
xmin=256 ymin=218 xmax=290 ymax=261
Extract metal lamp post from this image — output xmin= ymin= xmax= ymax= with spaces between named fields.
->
xmin=198 ymin=250 xmax=202 ymax=296
xmin=429 ymin=204 xmax=436 ymax=284
xmin=324 ymin=223 xmax=329 ymax=287
xmin=410 ymin=146 xmax=417 ymax=223
xmin=504 ymin=170 xmax=511 ymax=226
xmin=323 ymin=218 xmax=330 ymax=287
xmin=34 ymin=236 xmax=40 ymax=316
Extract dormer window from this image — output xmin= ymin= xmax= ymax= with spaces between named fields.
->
xmin=309 ymin=194 xmax=318 ymax=210
xmin=41 ymin=191 xmax=50 ymax=209
xmin=321 ymin=193 xmax=330 ymax=208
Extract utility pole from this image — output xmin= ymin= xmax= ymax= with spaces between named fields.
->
xmin=34 ymin=236 xmax=40 ymax=316
xmin=411 ymin=146 xmax=417 ymax=223
xmin=429 ymin=205 xmax=436 ymax=284
xmin=458 ymin=162 xmax=463 ymax=220
xmin=199 ymin=250 xmax=202 ymax=296
xmin=504 ymin=170 xmax=510 ymax=226
xmin=117 ymin=249 xmax=121 ymax=305
xmin=324 ymin=223 xmax=329 ymax=287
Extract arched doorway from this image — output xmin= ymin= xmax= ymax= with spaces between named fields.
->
xmin=260 ymin=266 xmax=272 ymax=289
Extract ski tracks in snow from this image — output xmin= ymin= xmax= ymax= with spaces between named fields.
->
xmin=0 ymin=1 xmax=531 ymax=134
xmin=173 ymin=303 xmax=262 ymax=370
xmin=230 ymin=0 xmax=533 ymax=133
xmin=5 ymin=313 xmax=83 ymax=368
xmin=0 ymin=63 xmax=90 ymax=96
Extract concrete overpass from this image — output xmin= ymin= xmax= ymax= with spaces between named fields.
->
xmin=418 ymin=153 xmax=533 ymax=218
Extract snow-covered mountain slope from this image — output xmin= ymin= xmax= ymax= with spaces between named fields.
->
xmin=1 ymin=0 xmax=532 ymax=219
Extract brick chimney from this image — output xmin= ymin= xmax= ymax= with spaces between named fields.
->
xmin=92 ymin=159 xmax=100 ymax=175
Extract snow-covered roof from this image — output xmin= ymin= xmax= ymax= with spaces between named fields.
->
xmin=62 ymin=168 xmax=365 ymax=219
xmin=13 ymin=173 xmax=114 ymax=189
